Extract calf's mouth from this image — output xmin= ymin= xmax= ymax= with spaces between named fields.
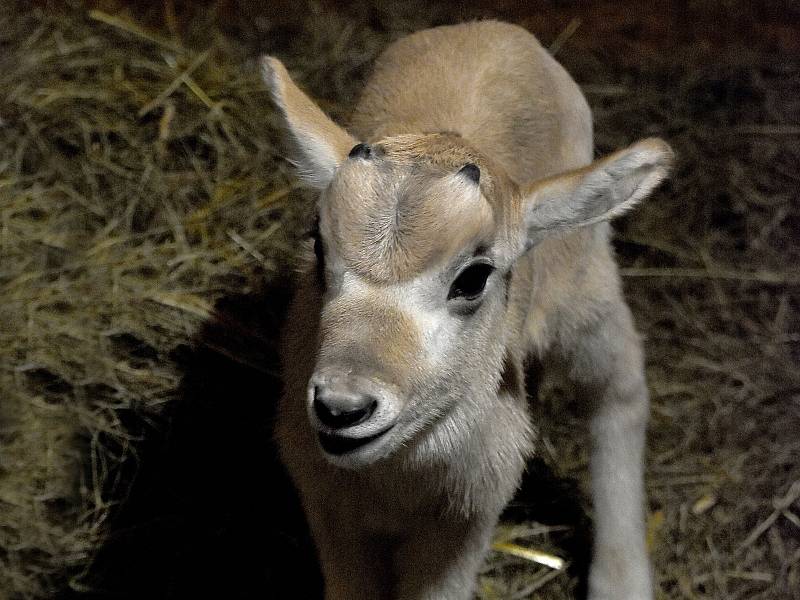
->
xmin=318 ymin=425 xmax=394 ymax=456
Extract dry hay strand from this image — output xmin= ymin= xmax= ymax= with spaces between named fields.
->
xmin=1 ymin=2 xmax=799 ymax=599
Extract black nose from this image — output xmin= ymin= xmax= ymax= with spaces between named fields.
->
xmin=313 ymin=386 xmax=377 ymax=429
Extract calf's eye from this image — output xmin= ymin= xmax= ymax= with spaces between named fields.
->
xmin=309 ymin=219 xmax=325 ymax=284
xmin=312 ymin=231 xmax=324 ymax=264
xmin=448 ymin=262 xmax=494 ymax=301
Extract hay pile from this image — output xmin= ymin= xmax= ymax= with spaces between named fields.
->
xmin=0 ymin=4 xmax=303 ymax=596
xmin=1 ymin=2 xmax=798 ymax=599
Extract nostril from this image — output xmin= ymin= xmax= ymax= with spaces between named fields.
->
xmin=313 ymin=387 xmax=377 ymax=429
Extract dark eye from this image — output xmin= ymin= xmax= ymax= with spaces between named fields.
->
xmin=312 ymin=231 xmax=324 ymax=263
xmin=309 ymin=219 xmax=325 ymax=284
xmin=448 ymin=262 xmax=494 ymax=301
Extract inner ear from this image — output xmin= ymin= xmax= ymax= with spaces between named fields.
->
xmin=522 ymin=138 xmax=673 ymax=246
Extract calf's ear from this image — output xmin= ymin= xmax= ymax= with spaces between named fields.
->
xmin=261 ymin=56 xmax=357 ymax=189
xmin=521 ymin=138 xmax=674 ymax=246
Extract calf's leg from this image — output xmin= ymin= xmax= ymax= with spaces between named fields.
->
xmin=302 ymin=497 xmax=392 ymax=600
xmin=567 ymin=300 xmax=653 ymax=600
xmin=392 ymin=517 xmax=495 ymax=600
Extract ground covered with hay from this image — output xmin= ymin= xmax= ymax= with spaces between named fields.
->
xmin=1 ymin=2 xmax=798 ymax=599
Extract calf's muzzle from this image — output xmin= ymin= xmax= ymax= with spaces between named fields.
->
xmin=313 ymin=385 xmax=378 ymax=428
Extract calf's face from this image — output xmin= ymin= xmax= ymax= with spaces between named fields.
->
xmin=309 ymin=135 xmax=519 ymax=467
xmin=261 ymin=57 xmax=673 ymax=469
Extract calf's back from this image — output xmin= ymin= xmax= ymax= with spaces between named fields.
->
xmin=350 ymin=21 xmax=594 ymax=182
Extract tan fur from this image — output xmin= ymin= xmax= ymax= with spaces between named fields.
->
xmin=350 ymin=21 xmax=593 ymax=181
xmin=262 ymin=57 xmax=356 ymax=188
xmin=317 ymin=292 xmax=421 ymax=388
xmin=322 ymin=135 xmax=495 ymax=282
xmin=262 ymin=20 xmax=673 ymax=600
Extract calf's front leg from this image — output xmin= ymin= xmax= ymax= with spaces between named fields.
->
xmin=568 ymin=301 xmax=653 ymax=600
xmin=310 ymin=499 xmax=495 ymax=600
xmin=301 ymin=493 xmax=393 ymax=600
xmin=392 ymin=516 xmax=496 ymax=600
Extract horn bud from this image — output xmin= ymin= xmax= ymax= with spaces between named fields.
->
xmin=458 ymin=163 xmax=480 ymax=184
xmin=348 ymin=143 xmax=372 ymax=159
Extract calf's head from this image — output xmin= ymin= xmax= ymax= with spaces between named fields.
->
xmin=262 ymin=57 xmax=672 ymax=468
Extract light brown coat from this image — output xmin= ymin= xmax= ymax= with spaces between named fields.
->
xmin=263 ymin=20 xmax=672 ymax=600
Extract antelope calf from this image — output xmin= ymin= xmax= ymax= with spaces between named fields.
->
xmin=263 ymin=20 xmax=672 ymax=600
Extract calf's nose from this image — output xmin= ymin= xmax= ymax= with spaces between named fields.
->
xmin=313 ymin=385 xmax=378 ymax=429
